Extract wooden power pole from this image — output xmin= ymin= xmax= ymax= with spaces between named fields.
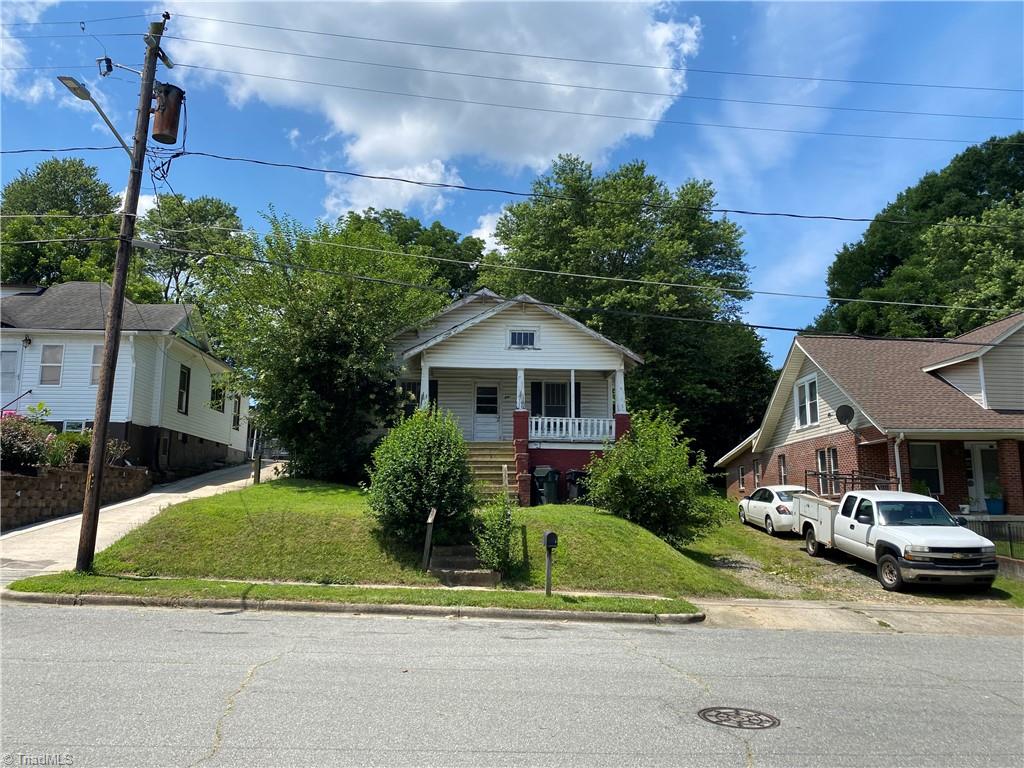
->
xmin=76 ymin=18 xmax=168 ymax=572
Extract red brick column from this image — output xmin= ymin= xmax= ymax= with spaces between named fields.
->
xmin=996 ymin=440 xmax=1024 ymax=516
xmin=513 ymin=410 xmax=531 ymax=506
xmin=614 ymin=413 xmax=632 ymax=440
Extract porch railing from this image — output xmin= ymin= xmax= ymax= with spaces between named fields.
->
xmin=529 ymin=416 xmax=614 ymax=442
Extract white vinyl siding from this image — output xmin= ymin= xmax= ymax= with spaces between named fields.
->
xmin=391 ymin=297 xmax=502 ymax=360
xmin=131 ymin=336 xmax=158 ymax=427
xmin=936 ymin=359 xmax=985 ymax=406
xmin=12 ymin=334 xmax=132 ymax=422
xmin=981 ymin=327 xmax=1024 ymax=410
xmin=767 ymin=358 xmax=865 ymax=450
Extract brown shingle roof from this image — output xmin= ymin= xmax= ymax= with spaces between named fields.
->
xmin=921 ymin=312 xmax=1024 ymax=369
xmin=797 ymin=335 xmax=1024 ymax=432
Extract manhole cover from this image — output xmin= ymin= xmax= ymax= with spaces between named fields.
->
xmin=697 ymin=707 xmax=780 ymax=730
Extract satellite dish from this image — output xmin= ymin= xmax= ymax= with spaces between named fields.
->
xmin=836 ymin=405 xmax=855 ymax=426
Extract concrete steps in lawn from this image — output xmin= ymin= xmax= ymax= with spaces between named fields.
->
xmin=428 ymin=545 xmax=500 ymax=588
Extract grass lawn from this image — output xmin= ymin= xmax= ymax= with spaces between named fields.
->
xmin=8 ymin=573 xmax=699 ymax=615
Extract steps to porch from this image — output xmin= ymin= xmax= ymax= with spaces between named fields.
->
xmin=428 ymin=545 xmax=500 ymax=587
xmin=466 ymin=441 xmax=517 ymax=498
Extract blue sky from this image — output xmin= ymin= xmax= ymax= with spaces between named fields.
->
xmin=3 ymin=1 xmax=1022 ymax=364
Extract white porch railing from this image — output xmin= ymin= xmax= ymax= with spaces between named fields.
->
xmin=529 ymin=416 xmax=615 ymax=442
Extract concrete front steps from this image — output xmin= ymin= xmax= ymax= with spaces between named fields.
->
xmin=428 ymin=545 xmax=500 ymax=587
xmin=466 ymin=441 xmax=517 ymax=499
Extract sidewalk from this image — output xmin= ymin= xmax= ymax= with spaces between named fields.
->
xmin=0 ymin=461 xmax=283 ymax=585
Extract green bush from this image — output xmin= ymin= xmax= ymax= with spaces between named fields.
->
xmin=366 ymin=409 xmax=477 ymax=549
xmin=0 ymin=414 xmax=50 ymax=471
xmin=51 ymin=431 xmax=93 ymax=465
xmin=586 ymin=411 xmax=720 ymax=544
xmin=475 ymin=494 xmax=522 ymax=574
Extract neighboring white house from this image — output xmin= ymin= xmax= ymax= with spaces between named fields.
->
xmin=391 ymin=288 xmax=642 ymax=502
xmin=1 ymin=282 xmax=249 ymax=476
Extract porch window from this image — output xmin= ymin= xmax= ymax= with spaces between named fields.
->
xmin=509 ymin=329 xmax=536 ymax=349
xmin=39 ymin=344 xmax=64 ymax=386
xmin=530 ymin=381 xmax=582 ymax=418
xmin=795 ymin=374 xmax=819 ymax=428
xmin=909 ymin=443 xmax=943 ymax=495
xmin=778 ymin=455 xmax=787 ymax=485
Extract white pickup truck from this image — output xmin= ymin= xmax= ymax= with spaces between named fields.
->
xmin=794 ymin=490 xmax=998 ymax=591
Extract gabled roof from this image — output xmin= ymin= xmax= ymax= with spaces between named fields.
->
xmin=920 ymin=312 xmax=1024 ymax=371
xmin=714 ymin=430 xmax=759 ymax=468
xmin=398 ymin=291 xmax=643 ymax=365
xmin=392 ymin=287 xmax=500 ymax=339
xmin=1 ymin=281 xmax=200 ymax=337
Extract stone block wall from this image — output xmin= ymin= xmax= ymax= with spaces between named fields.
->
xmin=0 ymin=465 xmax=151 ymax=532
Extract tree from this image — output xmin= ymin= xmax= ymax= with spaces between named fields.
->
xmin=202 ymin=213 xmax=447 ymax=482
xmin=0 ymin=157 xmax=161 ymax=301
xmin=816 ymin=132 xmax=1024 ymax=336
xmin=358 ymin=208 xmax=484 ymax=294
xmin=137 ymin=194 xmax=244 ymax=302
xmin=477 ymin=155 xmax=775 ymax=464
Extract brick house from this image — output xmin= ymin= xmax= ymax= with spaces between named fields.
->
xmin=715 ymin=313 xmax=1024 ymax=516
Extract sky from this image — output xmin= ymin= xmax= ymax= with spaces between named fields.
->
xmin=2 ymin=1 xmax=1022 ymax=364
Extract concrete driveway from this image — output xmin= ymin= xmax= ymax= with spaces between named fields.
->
xmin=0 ymin=461 xmax=283 ymax=585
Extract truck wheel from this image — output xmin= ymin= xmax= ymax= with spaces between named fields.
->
xmin=765 ymin=516 xmax=776 ymax=536
xmin=877 ymin=554 xmax=904 ymax=592
xmin=805 ymin=528 xmax=821 ymax=557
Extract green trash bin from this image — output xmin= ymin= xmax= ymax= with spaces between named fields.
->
xmin=544 ymin=469 xmax=561 ymax=504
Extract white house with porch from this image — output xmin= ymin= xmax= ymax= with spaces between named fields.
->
xmin=391 ymin=289 xmax=642 ymax=503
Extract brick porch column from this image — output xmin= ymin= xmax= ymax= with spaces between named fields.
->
xmin=513 ymin=410 xmax=531 ymax=506
xmin=996 ymin=439 xmax=1024 ymax=516
xmin=614 ymin=413 xmax=632 ymax=439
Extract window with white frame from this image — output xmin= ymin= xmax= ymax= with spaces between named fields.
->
xmin=177 ymin=365 xmax=191 ymax=414
xmin=39 ymin=344 xmax=64 ymax=385
xmin=232 ymin=395 xmax=241 ymax=430
xmin=816 ymin=448 xmax=840 ymax=494
xmin=778 ymin=455 xmax=787 ymax=485
xmin=753 ymin=459 xmax=761 ymax=487
xmin=509 ymin=329 xmax=537 ymax=349
xmin=795 ymin=374 xmax=819 ymax=428
xmin=909 ymin=443 xmax=943 ymax=496
xmin=90 ymin=345 xmax=103 ymax=385
xmin=738 ymin=465 xmax=746 ymax=491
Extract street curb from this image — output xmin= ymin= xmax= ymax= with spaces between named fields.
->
xmin=0 ymin=589 xmax=706 ymax=625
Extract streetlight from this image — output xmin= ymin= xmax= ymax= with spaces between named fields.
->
xmin=56 ymin=76 xmax=132 ymax=157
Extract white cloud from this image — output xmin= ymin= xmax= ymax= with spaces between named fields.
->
xmin=286 ymin=127 xmax=301 ymax=148
xmin=0 ymin=1 xmax=60 ymax=103
xmin=470 ymin=211 xmax=504 ymax=253
xmin=323 ymin=159 xmax=462 ymax=219
xmin=120 ymin=188 xmax=159 ymax=219
xmin=164 ymin=2 xmax=701 ymax=212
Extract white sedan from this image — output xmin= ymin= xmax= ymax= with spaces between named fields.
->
xmin=738 ymin=485 xmax=813 ymax=536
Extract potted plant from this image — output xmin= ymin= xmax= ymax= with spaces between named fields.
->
xmin=984 ymin=480 xmax=1005 ymax=515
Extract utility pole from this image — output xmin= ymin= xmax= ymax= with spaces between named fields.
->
xmin=76 ymin=17 xmax=168 ymax=572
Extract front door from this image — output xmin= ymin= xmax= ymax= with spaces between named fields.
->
xmin=473 ymin=383 xmax=500 ymax=441
xmin=0 ymin=345 xmax=22 ymax=408
xmin=965 ymin=442 xmax=1001 ymax=512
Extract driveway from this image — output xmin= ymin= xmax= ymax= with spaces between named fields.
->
xmin=0 ymin=461 xmax=284 ymax=585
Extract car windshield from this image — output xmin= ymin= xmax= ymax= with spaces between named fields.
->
xmin=876 ymin=501 xmax=958 ymax=527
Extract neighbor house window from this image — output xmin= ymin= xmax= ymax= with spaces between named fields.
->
xmin=177 ymin=365 xmax=191 ymax=414
xmin=738 ymin=466 xmax=746 ymax=491
xmin=232 ymin=395 xmax=241 ymax=430
xmin=753 ymin=459 xmax=761 ymax=487
xmin=39 ymin=344 xmax=64 ymax=385
xmin=63 ymin=420 xmax=86 ymax=433
xmin=778 ymin=455 xmax=787 ymax=485
xmin=210 ymin=385 xmax=225 ymax=413
xmin=909 ymin=443 xmax=943 ymax=496
xmin=90 ymin=345 xmax=103 ymax=385
xmin=795 ymin=374 xmax=819 ymax=428
xmin=509 ymin=329 xmax=536 ymax=348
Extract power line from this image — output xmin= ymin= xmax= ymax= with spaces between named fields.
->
xmin=0 ymin=236 xmax=119 ymax=245
xmin=0 ymin=146 xmax=128 ymax=154
xmin=160 ymin=36 xmax=1022 ymax=123
xmin=172 ymin=62 xmax=1012 ymax=146
xmin=171 ymin=13 xmax=1024 ymax=94
xmin=2 ymin=13 xmax=156 ymax=26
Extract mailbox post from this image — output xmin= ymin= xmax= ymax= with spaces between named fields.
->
xmin=541 ymin=531 xmax=558 ymax=596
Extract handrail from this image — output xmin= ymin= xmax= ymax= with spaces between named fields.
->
xmin=2 ymin=389 xmax=33 ymax=411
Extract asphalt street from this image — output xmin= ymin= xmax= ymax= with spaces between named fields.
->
xmin=2 ymin=604 xmax=1022 ymax=768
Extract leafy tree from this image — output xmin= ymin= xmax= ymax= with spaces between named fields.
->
xmin=358 ymin=208 xmax=484 ymax=293
xmin=203 ymin=212 xmax=446 ymax=482
xmin=137 ymin=193 xmax=243 ymax=302
xmin=477 ymin=155 xmax=775 ymax=464
xmin=0 ymin=157 xmax=161 ymax=301
xmin=816 ymin=133 xmax=1024 ymax=336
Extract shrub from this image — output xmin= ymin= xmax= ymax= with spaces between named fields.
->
xmin=366 ymin=409 xmax=477 ymax=549
xmin=0 ymin=414 xmax=50 ymax=471
xmin=586 ymin=411 xmax=720 ymax=544
xmin=49 ymin=431 xmax=93 ymax=466
xmin=475 ymin=494 xmax=522 ymax=574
